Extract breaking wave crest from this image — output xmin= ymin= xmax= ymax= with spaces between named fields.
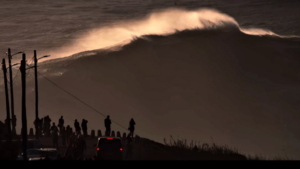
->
xmin=41 ymin=8 xmax=299 ymax=61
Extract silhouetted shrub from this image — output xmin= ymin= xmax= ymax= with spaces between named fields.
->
xmin=162 ymin=136 xmax=289 ymax=160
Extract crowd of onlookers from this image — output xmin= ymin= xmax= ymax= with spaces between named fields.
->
xmin=0 ymin=114 xmax=137 ymax=160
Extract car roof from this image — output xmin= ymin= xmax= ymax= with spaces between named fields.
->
xmin=28 ymin=148 xmax=57 ymax=151
xmin=1 ymin=139 xmax=38 ymax=142
xmin=40 ymin=148 xmax=57 ymax=151
xmin=29 ymin=157 xmax=45 ymax=161
xmin=97 ymin=136 xmax=121 ymax=140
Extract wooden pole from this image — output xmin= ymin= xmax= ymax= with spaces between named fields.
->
xmin=20 ymin=53 xmax=28 ymax=161
xmin=2 ymin=58 xmax=12 ymax=142
xmin=7 ymin=48 xmax=16 ymax=136
xmin=34 ymin=50 xmax=39 ymax=140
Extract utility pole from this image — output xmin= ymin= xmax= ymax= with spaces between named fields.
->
xmin=20 ymin=53 xmax=28 ymax=161
xmin=2 ymin=58 xmax=12 ymax=142
xmin=34 ymin=50 xmax=39 ymax=140
xmin=7 ymin=48 xmax=16 ymax=137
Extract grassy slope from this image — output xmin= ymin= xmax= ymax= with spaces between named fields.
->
xmin=1 ymin=133 xmax=290 ymax=160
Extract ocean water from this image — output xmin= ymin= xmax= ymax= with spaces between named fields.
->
xmin=1 ymin=0 xmax=300 ymax=159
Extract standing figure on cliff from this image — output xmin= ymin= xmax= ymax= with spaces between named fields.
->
xmin=39 ymin=117 xmax=43 ymax=136
xmin=50 ymin=122 xmax=59 ymax=149
xmin=43 ymin=116 xmax=46 ymax=135
xmin=40 ymin=117 xmax=44 ymax=135
xmin=74 ymin=119 xmax=81 ymax=135
xmin=104 ymin=116 xmax=111 ymax=136
xmin=12 ymin=115 xmax=16 ymax=136
xmin=34 ymin=117 xmax=41 ymax=136
xmin=47 ymin=116 xmax=52 ymax=136
xmin=81 ymin=119 xmax=88 ymax=137
xmin=66 ymin=125 xmax=71 ymax=143
xmin=58 ymin=116 xmax=64 ymax=132
xmin=128 ymin=118 xmax=135 ymax=138
xmin=60 ymin=126 xmax=66 ymax=147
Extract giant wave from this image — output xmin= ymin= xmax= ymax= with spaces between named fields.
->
xmin=1 ymin=8 xmax=300 ymax=159
xmin=39 ymin=8 xmax=299 ymax=61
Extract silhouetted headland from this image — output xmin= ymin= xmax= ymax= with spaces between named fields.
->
xmin=0 ymin=115 xmax=289 ymax=160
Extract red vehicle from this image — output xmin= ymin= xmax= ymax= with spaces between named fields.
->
xmin=94 ymin=137 xmax=123 ymax=160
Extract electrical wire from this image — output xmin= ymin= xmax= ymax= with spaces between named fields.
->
xmin=37 ymin=71 xmax=127 ymax=130
xmin=37 ymin=71 xmax=181 ymax=160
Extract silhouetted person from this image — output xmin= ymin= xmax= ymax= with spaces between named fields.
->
xmin=61 ymin=126 xmax=66 ymax=147
xmin=58 ymin=116 xmax=64 ymax=132
xmin=76 ymin=134 xmax=86 ymax=158
xmin=51 ymin=122 xmax=59 ymax=149
xmin=40 ymin=117 xmax=44 ymax=135
xmin=64 ymin=140 xmax=73 ymax=157
xmin=104 ymin=115 xmax=111 ymax=136
xmin=128 ymin=118 xmax=135 ymax=138
xmin=47 ymin=116 xmax=52 ymax=136
xmin=44 ymin=115 xmax=51 ymax=136
xmin=125 ymin=133 xmax=133 ymax=158
xmin=12 ymin=115 xmax=16 ymax=135
xmin=81 ymin=119 xmax=88 ymax=137
xmin=74 ymin=119 xmax=81 ymax=135
xmin=73 ymin=136 xmax=80 ymax=159
xmin=4 ymin=119 xmax=8 ymax=138
xmin=43 ymin=116 xmax=47 ymax=136
xmin=34 ymin=117 xmax=41 ymax=136
xmin=69 ymin=132 xmax=77 ymax=146
xmin=38 ymin=118 xmax=43 ymax=136
xmin=85 ymin=119 xmax=88 ymax=136
xmin=39 ymin=118 xmax=42 ymax=136
xmin=43 ymin=116 xmax=47 ymax=135
xmin=193 ymin=145 xmax=199 ymax=151
xmin=66 ymin=125 xmax=71 ymax=143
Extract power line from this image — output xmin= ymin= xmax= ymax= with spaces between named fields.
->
xmin=4 ymin=57 xmax=180 ymax=160
xmin=37 ymin=71 xmax=181 ymax=160
xmin=6 ymin=67 xmax=20 ymax=85
xmin=12 ymin=71 xmax=19 ymax=84
xmin=26 ymin=56 xmax=34 ymax=77
xmin=37 ymin=71 xmax=128 ymax=131
xmin=3 ymin=50 xmax=181 ymax=160
xmin=11 ymin=56 xmax=34 ymax=87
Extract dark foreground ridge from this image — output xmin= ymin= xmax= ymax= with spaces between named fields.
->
xmin=0 ymin=115 xmax=250 ymax=160
xmin=0 ymin=133 xmax=248 ymax=160
xmin=1 ymin=118 xmax=287 ymax=160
